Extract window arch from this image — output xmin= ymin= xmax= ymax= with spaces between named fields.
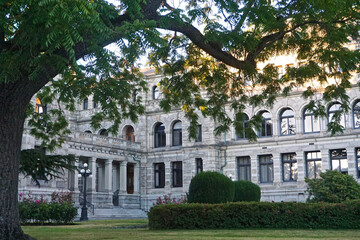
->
xmin=280 ymin=108 xmax=295 ymax=135
xmin=328 ymin=102 xmax=345 ymax=128
xmin=259 ymin=111 xmax=272 ymax=137
xmin=154 ymin=122 xmax=166 ymax=148
xmin=303 ymin=107 xmax=320 ymax=133
xmin=125 ymin=126 xmax=135 ymax=142
xmin=83 ymin=98 xmax=88 ymax=110
xmin=85 ymin=130 xmax=92 ymax=134
xmin=235 ymin=114 xmax=249 ymax=140
xmin=99 ymin=129 xmax=108 ymax=136
xmin=353 ymin=100 xmax=360 ymax=129
xmin=172 ymin=121 xmax=182 ymax=146
xmin=152 ymin=86 xmax=159 ymax=100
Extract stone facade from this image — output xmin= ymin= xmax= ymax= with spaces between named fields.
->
xmin=20 ymin=65 xmax=360 ymax=214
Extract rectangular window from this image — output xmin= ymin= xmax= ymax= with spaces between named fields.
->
xmin=282 ymin=153 xmax=297 ymax=181
xmin=172 ymin=161 xmax=183 ymax=187
xmin=356 ymin=149 xmax=360 ymax=178
xmin=196 ymin=125 xmax=202 ymax=142
xmin=306 ymin=151 xmax=322 ymax=179
xmin=154 ymin=163 xmax=165 ymax=188
xmin=259 ymin=155 xmax=273 ymax=183
xmin=196 ymin=158 xmax=203 ymax=174
xmin=237 ymin=156 xmax=251 ymax=181
xmin=330 ymin=149 xmax=348 ymax=174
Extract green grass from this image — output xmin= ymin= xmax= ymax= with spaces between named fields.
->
xmin=22 ymin=219 xmax=360 ymax=240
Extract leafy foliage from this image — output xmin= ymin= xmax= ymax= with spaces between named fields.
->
xmin=148 ymin=201 xmax=360 ymax=230
xmin=233 ymin=180 xmax=261 ymax=202
xmin=19 ymin=149 xmax=76 ymax=186
xmin=188 ymin=171 xmax=234 ymax=203
xmin=305 ymin=170 xmax=360 ymax=203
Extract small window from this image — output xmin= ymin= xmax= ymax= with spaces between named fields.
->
xmin=172 ymin=161 xmax=183 ymax=187
xmin=235 ymin=114 xmax=249 ymax=140
xmin=280 ymin=108 xmax=295 ymax=135
xmin=154 ymin=163 xmax=165 ymax=188
xmin=328 ymin=103 xmax=345 ymax=128
xmin=259 ymin=111 xmax=272 ymax=137
xmin=85 ymin=130 xmax=92 ymax=133
xmin=282 ymin=153 xmax=297 ymax=181
xmin=83 ymin=98 xmax=88 ymax=110
xmin=304 ymin=107 xmax=320 ymax=133
xmin=35 ymin=98 xmax=47 ymax=114
xmin=99 ymin=129 xmax=108 ymax=136
xmin=237 ymin=156 xmax=251 ymax=181
xmin=125 ymin=126 xmax=135 ymax=142
xmin=172 ymin=121 xmax=182 ymax=146
xmin=152 ymin=86 xmax=160 ymax=99
xmin=305 ymin=151 xmax=322 ymax=179
xmin=196 ymin=158 xmax=203 ymax=174
xmin=259 ymin=155 xmax=273 ymax=183
xmin=330 ymin=149 xmax=348 ymax=174
xmin=195 ymin=125 xmax=202 ymax=142
xmin=353 ymin=101 xmax=360 ymax=129
xmin=154 ymin=122 xmax=166 ymax=148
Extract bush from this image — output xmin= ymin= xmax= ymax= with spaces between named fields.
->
xmin=305 ymin=170 xmax=360 ymax=203
xmin=233 ymin=180 xmax=261 ymax=202
xmin=188 ymin=171 xmax=234 ymax=203
xmin=148 ymin=201 xmax=360 ymax=229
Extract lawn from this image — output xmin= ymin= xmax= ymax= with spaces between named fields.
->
xmin=22 ymin=219 xmax=360 ymax=240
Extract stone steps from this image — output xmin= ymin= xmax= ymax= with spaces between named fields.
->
xmin=77 ymin=207 xmax=148 ymax=220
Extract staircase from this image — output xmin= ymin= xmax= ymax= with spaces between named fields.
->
xmin=77 ymin=207 xmax=147 ymax=220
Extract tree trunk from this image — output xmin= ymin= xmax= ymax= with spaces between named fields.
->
xmin=0 ymin=84 xmax=36 ymax=240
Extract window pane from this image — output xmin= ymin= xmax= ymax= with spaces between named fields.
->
xmin=313 ymin=117 xmax=320 ymax=132
xmin=340 ymin=159 xmax=348 ymax=172
xmin=307 ymin=162 xmax=315 ymax=179
xmin=266 ymin=120 xmax=272 ymax=136
xmin=288 ymin=117 xmax=296 ymax=134
xmin=291 ymin=163 xmax=298 ymax=181
xmin=284 ymin=163 xmax=291 ymax=181
xmin=354 ymin=103 xmax=360 ymax=128
xmin=281 ymin=118 xmax=288 ymax=135
xmin=315 ymin=161 xmax=322 ymax=178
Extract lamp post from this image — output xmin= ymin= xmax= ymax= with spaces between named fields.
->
xmin=78 ymin=163 xmax=92 ymax=221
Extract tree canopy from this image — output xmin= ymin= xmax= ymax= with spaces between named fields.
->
xmin=1 ymin=0 xmax=360 ymax=239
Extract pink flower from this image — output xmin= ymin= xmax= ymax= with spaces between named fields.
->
xmin=162 ymin=201 xmax=165 ymax=203
xmin=36 ymin=200 xmax=40 ymax=204
xmin=19 ymin=193 xmax=23 ymax=196
xmin=176 ymin=202 xmax=179 ymax=204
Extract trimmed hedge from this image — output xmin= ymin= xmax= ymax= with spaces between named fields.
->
xmin=188 ymin=171 xmax=234 ymax=203
xmin=148 ymin=201 xmax=360 ymax=229
xmin=233 ymin=180 xmax=261 ymax=202
xmin=19 ymin=202 xmax=78 ymax=224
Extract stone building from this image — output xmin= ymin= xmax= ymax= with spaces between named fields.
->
xmin=19 ymin=54 xmax=360 ymax=218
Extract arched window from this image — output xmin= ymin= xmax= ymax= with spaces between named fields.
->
xmin=152 ymin=86 xmax=159 ymax=99
xmin=99 ymin=129 xmax=108 ymax=136
xmin=328 ymin=103 xmax=345 ymax=128
xmin=172 ymin=121 xmax=182 ymax=146
xmin=133 ymin=89 xmax=138 ymax=102
xmin=125 ymin=126 xmax=135 ymax=142
xmin=154 ymin=123 xmax=166 ymax=148
xmin=35 ymin=98 xmax=47 ymax=114
xmin=259 ymin=111 xmax=272 ymax=137
xmin=83 ymin=98 xmax=88 ymax=110
xmin=280 ymin=108 xmax=295 ymax=135
xmin=353 ymin=101 xmax=360 ymax=129
xmin=235 ymin=114 xmax=249 ymax=140
xmin=303 ymin=107 xmax=320 ymax=133
xmin=85 ymin=130 xmax=92 ymax=134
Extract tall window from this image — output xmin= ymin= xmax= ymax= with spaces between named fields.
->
xmin=235 ymin=114 xmax=249 ymax=140
xmin=353 ymin=101 xmax=360 ymax=128
xmin=280 ymin=108 xmax=295 ymax=135
xmin=282 ymin=153 xmax=297 ymax=181
xmin=172 ymin=161 xmax=183 ymax=187
xmin=172 ymin=121 xmax=182 ymax=146
xmin=83 ymin=98 xmax=88 ymax=110
xmin=237 ymin=156 xmax=251 ymax=181
xmin=35 ymin=98 xmax=47 ymax=114
xmin=195 ymin=125 xmax=202 ymax=142
xmin=304 ymin=107 xmax=320 ymax=133
xmin=125 ymin=126 xmax=135 ymax=142
xmin=154 ymin=122 xmax=166 ymax=148
xmin=306 ymin=151 xmax=322 ymax=179
xmin=154 ymin=163 xmax=165 ymax=188
xmin=259 ymin=111 xmax=272 ymax=137
xmin=330 ymin=149 xmax=348 ymax=174
xmin=328 ymin=103 xmax=345 ymax=128
xmin=152 ymin=86 xmax=159 ymax=99
xmin=133 ymin=89 xmax=138 ymax=103
xmin=259 ymin=155 xmax=273 ymax=183
xmin=99 ymin=129 xmax=108 ymax=136
xmin=196 ymin=158 xmax=203 ymax=174
xmin=356 ymin=149 xmax=360 ymax=178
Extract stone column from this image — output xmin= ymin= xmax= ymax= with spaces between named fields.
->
xmin=250 ymin=154 xmax=259 ymax=184
xmin=89 ymin=157 xmax=97 ymax=192
xmin=104 ymin=159 xmax=113 ymax=193
xmin=272 ymin=153 xmax=281 ymax=186
xmin=119 ymin=161 xmax=127 ymax=194
xmin=346 ymin=147 xmax=357 ymax=178
xmin=133 ymin=163 xmax=140 ymax=194
xmin=74 ymin=156 xmax=80 ymax=191
xmin=296 ymin=151 xmax=305 ymax=183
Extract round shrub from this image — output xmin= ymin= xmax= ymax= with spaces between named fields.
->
xmin=233 ymin=180 xmax=261 ymax=202
xmin=188 ymin=171 xmax=234 ymax=203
